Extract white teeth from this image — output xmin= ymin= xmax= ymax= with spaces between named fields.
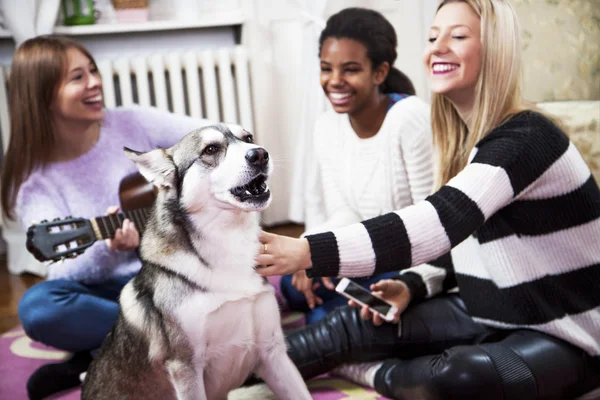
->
xmin=84 ymin=94 xmax=102 ymax=103
xmin=329 ymin=93 xmax=351 ymax=100
xmin=433 ymin=64 xmax=458 ymax=72
xmin=245 ymin=190 xmax=251 ymax=195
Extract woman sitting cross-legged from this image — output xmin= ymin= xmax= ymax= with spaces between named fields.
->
xmin=1 ymin=35 xmax=211 ymax=399
xmin=256 ymin=0 xmax=600 ymax=399
xmin=281 ymin=7 xmax=434 ymax=324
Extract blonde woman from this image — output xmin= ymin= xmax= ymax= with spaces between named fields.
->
xmin=255 ymin=0 xmax=600 ymax=398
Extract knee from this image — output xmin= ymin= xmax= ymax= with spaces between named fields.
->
xmin=426 ymin=346 xmax=502 ymax=400
xmin=18 ymin=281 xmax=69 ymax=341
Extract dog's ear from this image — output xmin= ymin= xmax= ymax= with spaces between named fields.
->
xmin=124 ymin=147 xmax=175 ymax=189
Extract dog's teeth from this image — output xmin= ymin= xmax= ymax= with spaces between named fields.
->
xmin=245 ymin=190 xmax=251 ymax=195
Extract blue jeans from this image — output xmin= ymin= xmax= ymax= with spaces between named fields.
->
xmin=280 ymin=271 xmax=399 ymax=324
xmin=18 ymin=275 xmax=134 ymax=352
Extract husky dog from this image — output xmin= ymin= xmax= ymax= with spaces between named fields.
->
xmin=82 ymin=124 xmax=311 ymax=400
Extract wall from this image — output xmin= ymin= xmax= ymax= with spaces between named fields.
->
xmin=512 ymin=0 xmax=599 ymax=182
xmin=512 ymin=0 xmax=599 ymax=102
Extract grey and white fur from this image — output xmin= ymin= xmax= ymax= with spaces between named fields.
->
xmin=82 ymin=124 xmax=311 ymax=400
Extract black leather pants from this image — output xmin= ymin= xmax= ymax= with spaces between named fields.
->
xmin=285 ymin=294 xmax=600 ymax=400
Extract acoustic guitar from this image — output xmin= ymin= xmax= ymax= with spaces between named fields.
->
xmin=26 ymin=173 xmax=155 ymax=263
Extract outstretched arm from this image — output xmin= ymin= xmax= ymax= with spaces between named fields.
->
xmin=256 ymin=114 xmax=573 ymax=279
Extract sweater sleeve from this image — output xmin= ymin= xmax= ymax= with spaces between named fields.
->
xmin=392 ymin=252 xmax=457 ymax=301
xmin=302 ymin=114 xmax=360 ymax=236
xmin=302 ymin=148 xmax=327 ymax=234
xmin=395 ymin=99 xmax=434 ymax=203
xmin=305 ymin=112 xmax=572 ymax=278
xmin=129 ymin=106 xmax=213 ymax=148
xmin=17 ymin=181 xmax=139 ymax=283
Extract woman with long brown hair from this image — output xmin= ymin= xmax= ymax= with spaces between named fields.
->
xmin=255 ymin=1 xmax=600 ymax=398
xmin=1 ymin=35 xmax=210 ymax=399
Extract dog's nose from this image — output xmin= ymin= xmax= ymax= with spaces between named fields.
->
xmin=245 ymin=148 xmax=269 ymax=166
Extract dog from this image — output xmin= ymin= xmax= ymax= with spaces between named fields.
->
xmin=82 ymin=124 xmax=311 ymax=400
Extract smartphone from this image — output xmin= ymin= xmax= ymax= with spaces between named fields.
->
xmin=335 ymin=278 xmax=398 ymax=322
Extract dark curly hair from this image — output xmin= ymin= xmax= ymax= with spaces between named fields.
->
xmin=319 ymin=7 xmax=416 ymax=95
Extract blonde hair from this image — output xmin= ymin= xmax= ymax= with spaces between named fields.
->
xmin=431 ymin=0 xmax=528 ymax=189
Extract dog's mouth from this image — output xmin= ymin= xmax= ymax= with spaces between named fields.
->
xmin=230 ymin=174 xmax=270 ymax=202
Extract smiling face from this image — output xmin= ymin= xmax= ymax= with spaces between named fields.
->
xmin=424 ymin=2 xmax=482 ymax=104
xmin=319 ymin=38 xmax=387 ymax=115
xmin=52 ymin=48 xmax=103 ymax=125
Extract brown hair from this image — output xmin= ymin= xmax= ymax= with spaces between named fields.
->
xmin=1 ymin=35 xmax=97 ymax=219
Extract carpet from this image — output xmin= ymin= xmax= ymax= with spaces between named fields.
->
xmin=0 ymin=319 xmax=390 ymax=400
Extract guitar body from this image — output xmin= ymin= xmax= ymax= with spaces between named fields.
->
xmin=119 ymin=173 xmax=156 ymax=211
xmin=26 ymin=173 xmax=155 ymax=262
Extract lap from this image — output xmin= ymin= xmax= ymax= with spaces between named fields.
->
xmin=286 ymin=294 xmax=496 ymax=376
xmin=21 ymin=275 xmax=133 ymax=304
xmin=281 ymin=271 xmax=402 ymax=320
xmin=377 ymin=328 xmax=600 ymax=399
xmin=18 ymin=275 xmax=135 ymax=351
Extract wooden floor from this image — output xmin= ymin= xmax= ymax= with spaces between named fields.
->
xmin=0 ymin=223 xmax=304 ymax=335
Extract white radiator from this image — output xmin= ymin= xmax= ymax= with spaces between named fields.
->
xmin=0 ymin=45 xmax=254 ymax=276
xmin=98 ymin=45 xmax=254 ymax=130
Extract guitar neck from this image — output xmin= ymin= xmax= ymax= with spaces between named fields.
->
xmin=90 ymin=208 xmax=152 ymax=240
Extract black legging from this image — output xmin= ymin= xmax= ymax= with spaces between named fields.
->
xmin=285 ymin=294 xmax=600 ymax=400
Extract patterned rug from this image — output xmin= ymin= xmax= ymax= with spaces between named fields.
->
xmin=0 ymin=324 xmax=389 ymax=400
xmin=1 ymin=293 xmax=390 ymax=400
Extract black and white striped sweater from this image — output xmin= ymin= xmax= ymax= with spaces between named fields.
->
xmin=305 ymin=111 xmax=600 ymax=358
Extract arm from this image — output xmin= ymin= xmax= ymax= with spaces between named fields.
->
xmin=131 ymin=106 xmax=213 ymax=148
xmin=305 ymin=114 xmax=571 ymax=278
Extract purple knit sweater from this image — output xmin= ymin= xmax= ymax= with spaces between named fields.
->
xmin=16 ymin=106 xmax=211 ymax=283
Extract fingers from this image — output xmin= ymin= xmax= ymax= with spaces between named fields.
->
xmin=303 ymin=287 xmax=321 ymax=309
xmin=106 ymin=205 xmax=120 ymax=215
xmin=255 ymin=253 xmax=275 ymax=266
xmin=372 ymin=312 xmax=384 ymax=326
xmin=106 ymin=219 xmax=139 ymax=251
xmin=370 ymin=280 xmax=390 ymax=292
xmin=121 ymin=219 xmax=140 ymax=248
xmin=321 ymin=277 xmax=336 ymax=290
xmin=259 ymin=230 xmax=276 ymax=244
xmin=255 ymin=265 xmax=281 ymax=277
xmin=360 ymin=305 xmax=372 ymax=321
xmin=355 ymin=303 xmax=384 ymax=326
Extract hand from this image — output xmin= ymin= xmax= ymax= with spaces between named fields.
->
xmin=255 ymin=231 xmax=312 ymax=276
xmin=104 ymin=206 xmax=140 ymax=252
xmin=348 ymin=279 xmax=412 ymax=326
xmin=292 ymin=270 xmax=336 ymax=309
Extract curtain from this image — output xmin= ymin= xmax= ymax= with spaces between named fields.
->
xmin=0 ymin=0 xmax=60 ymax=45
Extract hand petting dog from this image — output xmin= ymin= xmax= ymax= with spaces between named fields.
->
xmin=255 ymin=231 xmax=312 ymax=276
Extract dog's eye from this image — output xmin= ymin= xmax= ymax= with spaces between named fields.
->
xmin=244 ymin=135 xmax=253 ymax=143
xmin=203 ymin=145 xmax=219 ymax=155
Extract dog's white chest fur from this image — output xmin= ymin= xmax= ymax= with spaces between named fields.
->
xmin=175 ymin=287 xmax=280 ymax=398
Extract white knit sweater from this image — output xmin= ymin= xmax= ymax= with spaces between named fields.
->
xmin=303 ymin=96 xmax=434 ymax=236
